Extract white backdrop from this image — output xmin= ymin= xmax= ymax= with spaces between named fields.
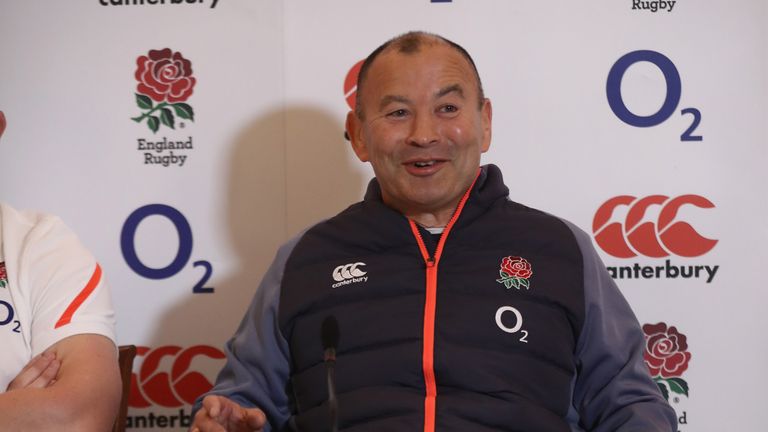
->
xmin=1 ymin=1 xmax=766 ymax=430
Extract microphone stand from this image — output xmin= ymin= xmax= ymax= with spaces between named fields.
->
xmin=324 ymin=348 xmax=338 ymax=432
xmin=321 ymin=316 xmax=340 ymax=432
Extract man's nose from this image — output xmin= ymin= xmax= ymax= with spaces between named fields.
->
xmin=407 ymin=113 xmax=439 ymax=147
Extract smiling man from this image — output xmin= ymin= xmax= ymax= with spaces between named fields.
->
xmin=192 ymin=32 xmax=676 ymax=432
xmin=345 ymin=37 xmax=491 ymax=230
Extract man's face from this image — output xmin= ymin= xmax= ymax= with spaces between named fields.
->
xmin=347 ymin=43 xmax=492 ymax=222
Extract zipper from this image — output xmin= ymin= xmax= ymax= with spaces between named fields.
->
xmin=408 ymin=169 xmax=481 ymax=432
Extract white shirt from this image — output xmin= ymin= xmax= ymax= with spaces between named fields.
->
xmin=0 ymin=203 xmax=115 ymax=390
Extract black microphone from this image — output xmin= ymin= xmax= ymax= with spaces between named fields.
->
xmin=321 ymin=316 xmax=340 ymax=432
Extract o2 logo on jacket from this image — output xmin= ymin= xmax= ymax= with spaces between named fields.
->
xmin=592 ymin=195 xmax=717 ymax=258
xmin=495 ymin=306 xmax=529 ymax=343
xmin=121 ymin=204 xmax=214 ymax=293
xmin=129 ymin=345 xmax=225 ymax=408
xmin=607 ymin=50 xmax=702 ymax=141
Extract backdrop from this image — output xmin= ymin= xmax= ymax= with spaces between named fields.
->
xmin=1 ymin=1 xmax=765 ymax=430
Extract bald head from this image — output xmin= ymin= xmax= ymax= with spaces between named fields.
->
xmin=354 ymin=31 xmax=485 ymax=119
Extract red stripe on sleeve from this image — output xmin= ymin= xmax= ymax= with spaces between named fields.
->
xmin=54 ymin=263 xmax=102 ymax=329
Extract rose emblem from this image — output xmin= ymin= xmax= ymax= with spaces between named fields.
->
xmin=643 ymin=322 xmax=691 ymax=401
xmin=0 ymin=262 xmax=7 ymax=289
xmin=496 ymin=256 xmax=532 ymax=290
xmin=131 ymin=48 xmax=196 ymax=133
xmin=136 ymin=48 xmax=196 ymax=103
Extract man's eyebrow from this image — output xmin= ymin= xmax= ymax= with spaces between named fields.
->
xmin=377 ymin=85 xmax=464 ymax=111
xmin=379 ymin=95 xmax=411 ymax=111
xmin=436 ymin=84 xmax=464 ymax=99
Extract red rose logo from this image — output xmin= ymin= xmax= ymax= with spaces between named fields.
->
xmin=135 ymin=49 xmax=196 ymax=103
xmin=131 ymin=48 xmax=196 ymax=133
xmin=496 ymin=256 xmax=532 ymax=290
xmin=644 ymin=323 xmax=691 ymax=377
xmin=0 ymin=262 xmax=7 ymax=289
xmin=501 ymin=256 xmax=533 ymax=279
xmin=642 ymin=322 xmax=691 ymax=401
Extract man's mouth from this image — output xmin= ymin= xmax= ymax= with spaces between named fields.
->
xmin=413 ymin=160 xmax=436 ymax=168
xmin=404 ymin=159 xmax=446 ymax=176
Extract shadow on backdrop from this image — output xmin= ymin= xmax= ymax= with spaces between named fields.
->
xmin=133 ymin=106 xmax=364 ymax=417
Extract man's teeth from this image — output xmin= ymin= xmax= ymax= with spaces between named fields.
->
xmin=414 ymin=161 xmax=435 ymax=168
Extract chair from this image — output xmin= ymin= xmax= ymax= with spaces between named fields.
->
xmin=113 ymin=345 xmax=137 ymax=432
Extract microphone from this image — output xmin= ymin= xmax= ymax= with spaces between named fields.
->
xmin=321 ymin=316 xmax=340 ymax=432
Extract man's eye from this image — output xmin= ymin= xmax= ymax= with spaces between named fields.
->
xmin=388 ymin=109 xmax=409 ymax=118
xmin=440 ymin=105 xmax=458 ymax=113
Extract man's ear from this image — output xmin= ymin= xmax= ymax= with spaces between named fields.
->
xmin=480 ymin=98 xmax=492 ymax=153
xmin=346 ymin=111 xmax=369 ymax=162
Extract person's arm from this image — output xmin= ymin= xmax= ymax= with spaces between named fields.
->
xmin=5 ymin=351 xmax=60 ymax=391
xmin=0 ymin=333 xmax=120 ymax=432
xmin=563 ymin=221 xmax=677 ymax=432
xmin=191 ymin=235 xmax=303 ymax=432
xmin=0 ymin=208 xmax=121 ymax=431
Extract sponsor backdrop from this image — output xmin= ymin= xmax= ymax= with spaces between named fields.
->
xmin=1 ymin=1 xmax=765 ymax=430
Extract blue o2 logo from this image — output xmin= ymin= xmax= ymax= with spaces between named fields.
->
xmin=607 ymin=50 xmax=703 ymax=141
xmin=0 ymin=300 xmax=21 ymax=333
xmin=121 ymin=204 xmax=214 ymax=293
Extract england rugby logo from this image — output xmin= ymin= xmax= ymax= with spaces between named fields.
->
xmin=643 ymin=322 xmax=691 ymax=401
xmin=132 ymin=48 xmax=196 ymax=133
xmin=496 ymin=256 xmax=532 ymax=290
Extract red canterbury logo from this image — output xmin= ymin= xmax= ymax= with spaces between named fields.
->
xmin=593 ymin=195 xmax=717 ymax=258
xmin=343 ymin=59 xmax=364 ymax=110
xmin=129 ymin=345 xmax=225 ymax=408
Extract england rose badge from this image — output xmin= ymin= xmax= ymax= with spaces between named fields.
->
xmin=496 ymin=256 xmax=532 ymax=290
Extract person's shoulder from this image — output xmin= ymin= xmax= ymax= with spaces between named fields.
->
xmin=1 ymin=202 xmax=68 ymax=238
xmin=297 ymin=199 xmax=373 ymax=237
xmin=497 ymin=198 xmax=597 ymax=254
xmin=501 ymin=198 xmax=578 ymax=230
xmin=285 ymin=198 xmax=408 ymax=270
xmin=482 ymin=165 xmax=581 ymax=234
xmin=1 ymin=203 xmax=98 ymax=272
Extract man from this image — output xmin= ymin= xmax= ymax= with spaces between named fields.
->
xmin=0 ymin=110 xmax=121 ymax=431
xmin=192 ymin=32 xmax=676 ymax=431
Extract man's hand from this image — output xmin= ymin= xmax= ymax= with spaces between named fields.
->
xmin=6 ymin=352 xmax=60 ymax=391
xmin=191 ymin=395 xmax=267 ymax=432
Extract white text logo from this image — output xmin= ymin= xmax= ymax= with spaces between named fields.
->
xmin=495 ymin=305 xmax=529 ymax=343
xmin=331 ymin=262 xmax=368 ymax=288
